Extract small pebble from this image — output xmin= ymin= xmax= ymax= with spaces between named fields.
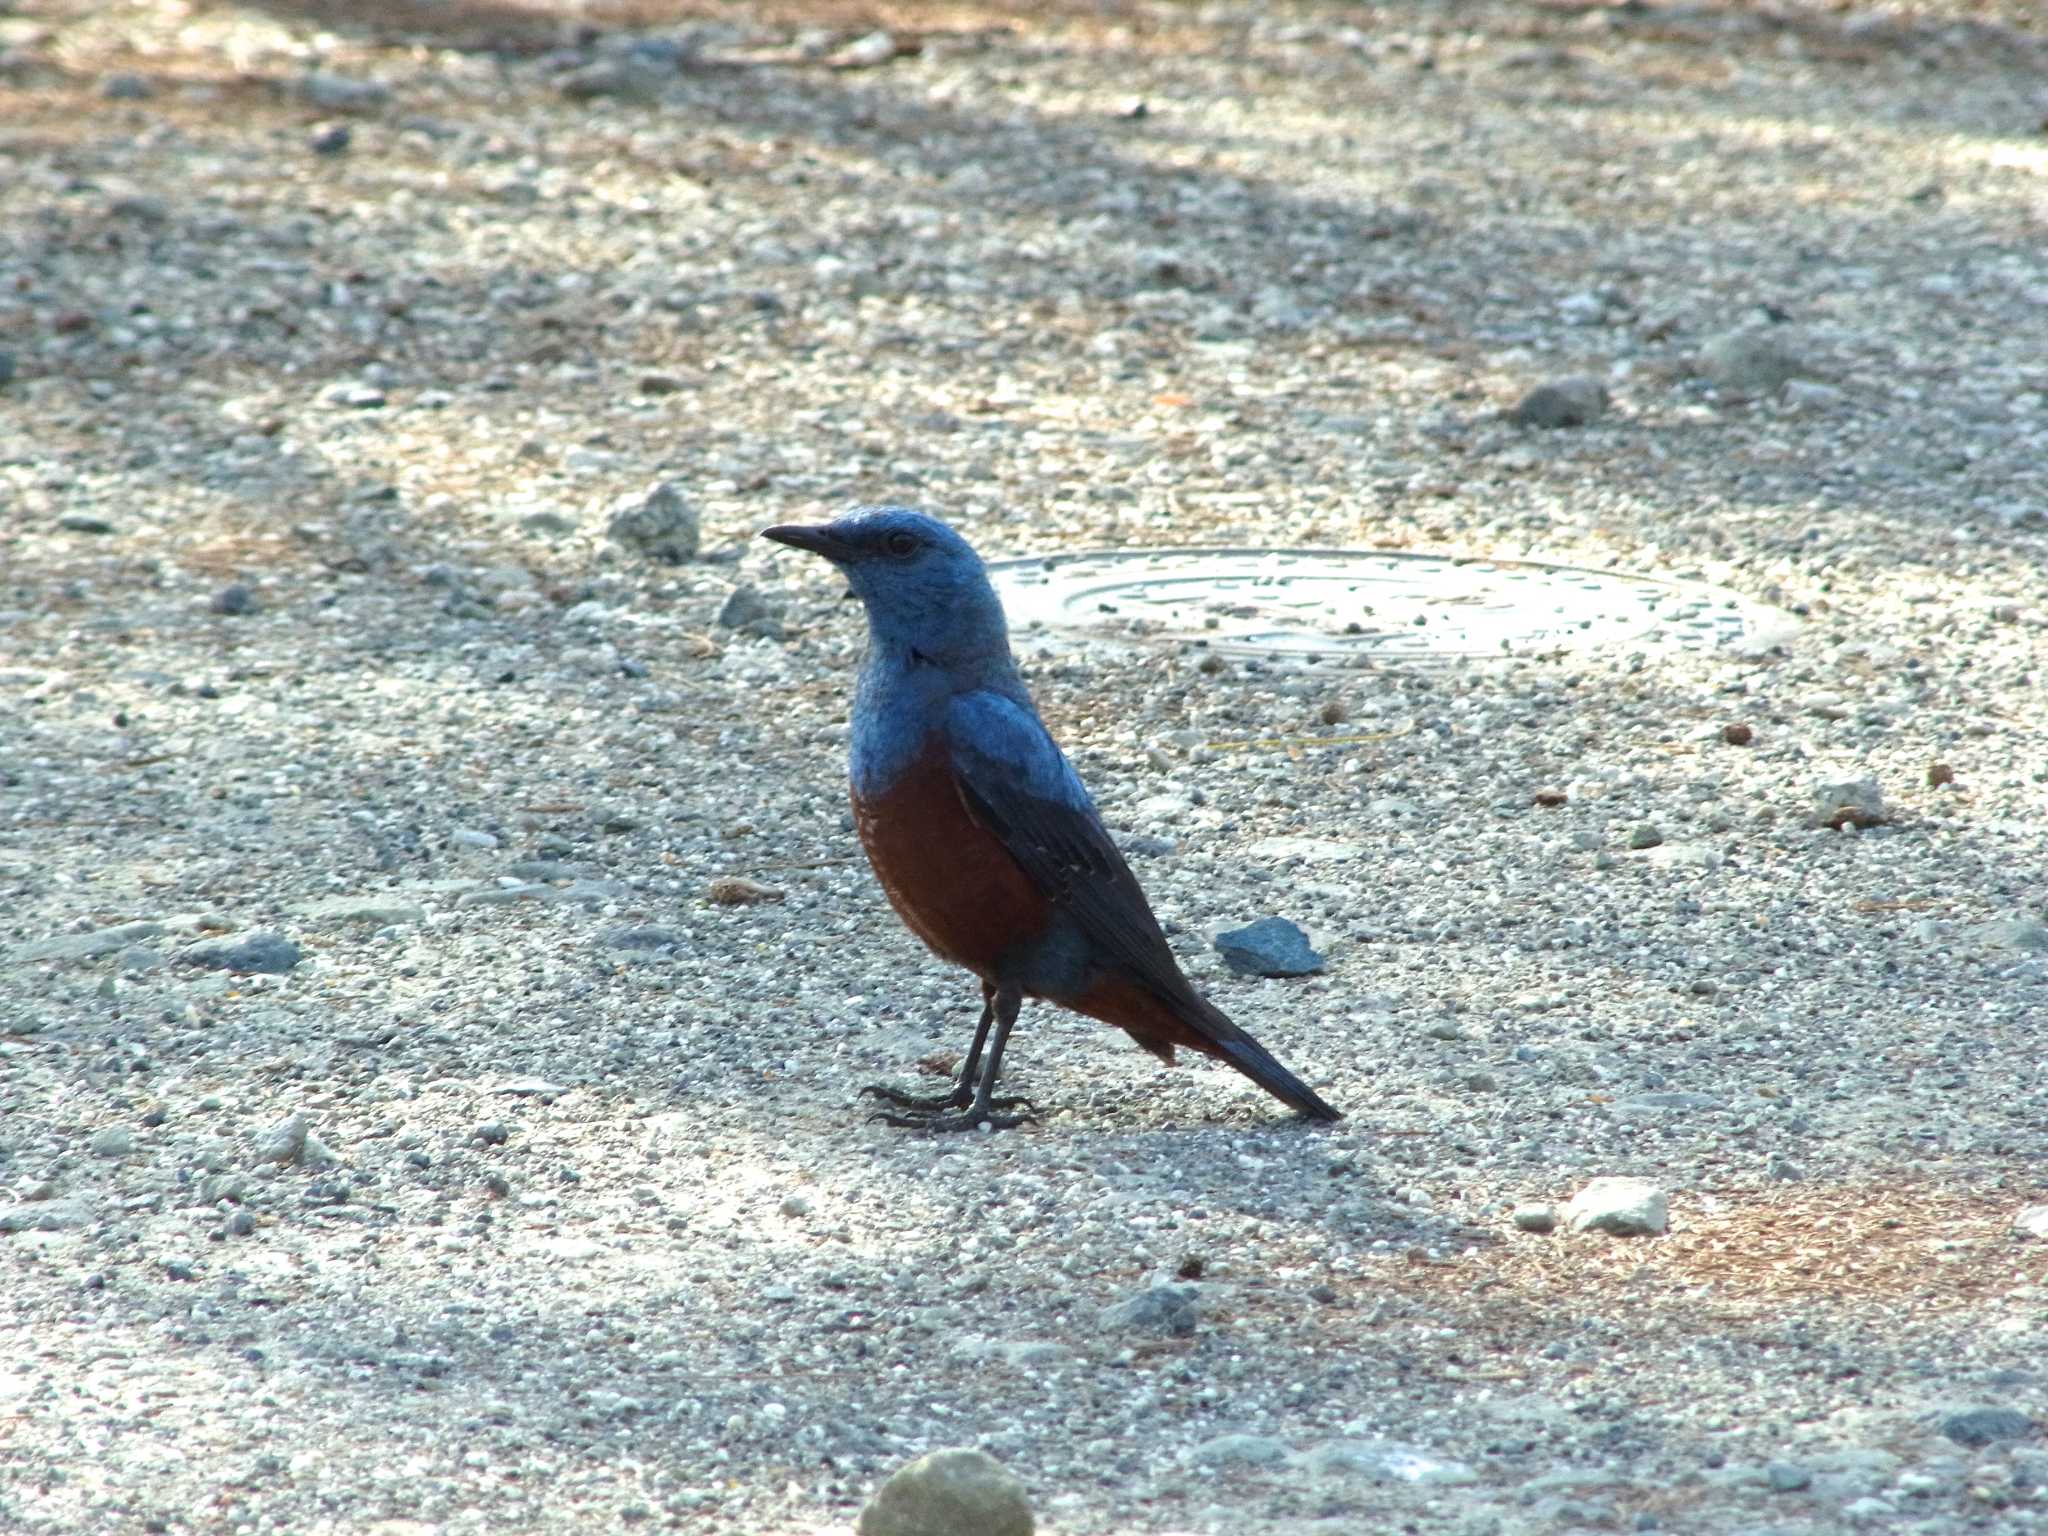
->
xmin=1565 ymin=1177 xmax=1669 ymax=1237
xmin=1099 ymin=1282 xmax=1200 ymax=1336
xmin=708 ymin=876 xmax=783 ymax=906
xmin=1510 ymin=376 xmax=1610 ymax=429
xmin=178 ymin=930 xmax=301 ymax=975
xmin=858 ymin=1447 xmax=1031 ymax=1536
xmin=1812 ymin=778 xmax=1888 ymax=830
xmin=90 ymin=1127 xmax=134 ymax=1158
xmin=1722 ymin=722 xmax=1754 ymax=746
xmin=607 ymin=480 xmax=699 ymax=563
xmin=1512 ymin=1202 xmax=1558 ymax=1233
xmin=1213 ymin=916 xmax=1324 ymax=977
xmin=1940 ymin=1406 xmax=2037 ymax=1448
xmin=209 ymin=582 xmax=259 ymax=616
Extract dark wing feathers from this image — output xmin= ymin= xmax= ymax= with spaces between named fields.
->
xmin=944 ymin=691 xmax=1341 ymax=1123
xmin=945 ymin=715 xmax=1184 ymax=996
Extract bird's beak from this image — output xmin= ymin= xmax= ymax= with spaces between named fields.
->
xmin=760 ymin=523 xmax=857 ymax=563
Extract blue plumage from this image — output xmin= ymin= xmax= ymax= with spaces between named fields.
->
xmin=761 ymin=507 xmax=1341 ymax=1129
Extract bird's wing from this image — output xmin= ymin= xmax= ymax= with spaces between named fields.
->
xmin=943 ymin=690 xmax=1184 ymax=988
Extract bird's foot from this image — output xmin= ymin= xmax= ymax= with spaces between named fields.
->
xmin=859 ymin=1082 xmax=972 ymax=1113
xmin=866 ymin=1096 xmax=1038 ymax=1133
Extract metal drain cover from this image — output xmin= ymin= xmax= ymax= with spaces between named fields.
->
xmin=987 ymin=547 xmax=1794 ymax=664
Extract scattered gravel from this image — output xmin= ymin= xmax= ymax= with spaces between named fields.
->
xmin=4 ymin=1 xmax=2047 ymax=1533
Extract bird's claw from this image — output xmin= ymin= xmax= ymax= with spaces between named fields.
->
xmin=859 ymin=1082 xmax=972 ymax=1113
xmin=865 ymin=1098 xmax=1040 ymax=1134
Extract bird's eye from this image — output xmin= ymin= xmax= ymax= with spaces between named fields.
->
xmin=884 ymin=531 xmax=919 ymax=559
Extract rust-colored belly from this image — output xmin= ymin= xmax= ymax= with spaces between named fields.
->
xmin=852 ymin=746 xmax=1052 ymax=981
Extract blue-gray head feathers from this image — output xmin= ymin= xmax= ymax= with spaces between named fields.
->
xmin=761 ymin=506 xmax=1012 ymax=668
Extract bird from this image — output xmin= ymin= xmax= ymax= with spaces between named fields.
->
xmin=760 ymin=506 xmax=1341 ymax=1132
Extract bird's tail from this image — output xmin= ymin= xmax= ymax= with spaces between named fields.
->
xmin=1186 ymin=993 xmax=1343 ymax=1122
xmin=1063 ymin=975 xmax=1342 ymax=1121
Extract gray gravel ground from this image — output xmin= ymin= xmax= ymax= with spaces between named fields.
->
xmin=3 ymin=0 xmax=2047 ymax=1532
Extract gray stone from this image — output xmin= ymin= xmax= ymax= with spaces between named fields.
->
xmin=178 ymin=930 xmax=301 ymax=974
xmin=297 ymin=71 xmax=392 ymax=112
xmin=13 ymin=920 xmax=165 ymax=963
xmin=454 ymin=884 xmax=555 ymax=908
xmin=2013 ymin=1205 xmax=2048 ymax=1240
xmin=1783 ymin=379 xmax=1846 ymax=413
xmin=1765 ymin=1461 xmax=1812 ymax=1492
xmin=556 ymin=59 xmax=668 ymax=104
xmin=450 ymin=828 xmax=500 ymax=850
xmin=1512 ymin=1202 xmax=1558 ymax=1233
xmin=717 ymin=585 xmax=784 ymax=638
xmin=1627 ymin=823 xmax=1664 ymax=850
xmin=1940 ymin=1405 xmax=2037 ymax=1448
xmin=252 ymin=1112 xmax=336 ymax=1169
xmin=1213 ymin=916 xmax=1324 ymax=977
xmin=1510 ymin=376 xmax=1610 ymax=429
xmin=0 ymin=1199 xmax=87 ymax=1234
xmin=209 ymin=582 xmax=258 ymax=616
xmin=1979 ymin=918 xmax=2048 ymax=952
xmin=1296 ymin=1438 xmax=1478 ymax=1485
xmin=506 ymin=860 xmax=580 ymax=882
xmin=561 ymin=879 xmax=632 ymax=906
xmin=857 ymin=1447 xmax=1031 ymax=1536
xmin=118 ymin=945 xmax=164 ymax=973
xmin=297 ymin=896 xmax=426 ymax=927
xmin=308 ymin=122 xmax=351 ymax=156
xmin=493 ymin=1076 xmax=567 ymax=1098
xmin=90 ymin=1126 xmax=134 ymax=1158
xmin=321 ymin=380 xmax=386 ymax=409
xmin=603 ymin=925 xmax=686 ymax=951
xmin=1812 ymin=778 xmax=1888 ymax=830
xmin=1565 ymin=1176 xmax=1669 ymax=1236
xmin=1699 ymin=323 xmax=1812 ymax=393
xmin=1098 ymin=1282 xmax=1200 ymax=1336
xmin=1188 ymin=1433 xmax=1289 ymax=1467
xmin=101 ymin=72 xmax=154 ymax=99
xmin=1616 ymin=1091 xmax=1726 ymax=1113
xmin=58 ymin=514 xmax=116 ymax=534
xmin=222 ymin=1209 xmax=257 ymax=1237
xmin=606 ymin=480 xmax=699 ymax=563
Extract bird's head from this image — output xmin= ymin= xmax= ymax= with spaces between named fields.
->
xmin=760 ymin=506 xmax=1011 ymax=666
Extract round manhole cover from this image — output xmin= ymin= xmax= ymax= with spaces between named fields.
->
xmin=988 ymin=547 xmax=1794 ymax=664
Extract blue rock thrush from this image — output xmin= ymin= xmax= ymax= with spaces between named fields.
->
xmin=762 ymin=507 xmax=1341 ymax=1132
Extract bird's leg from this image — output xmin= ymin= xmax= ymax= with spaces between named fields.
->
xmin=870 ymin=985 xmax=1036 ymax=1133
xmin=860 ymin=986 xmax=995 ymax=1112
